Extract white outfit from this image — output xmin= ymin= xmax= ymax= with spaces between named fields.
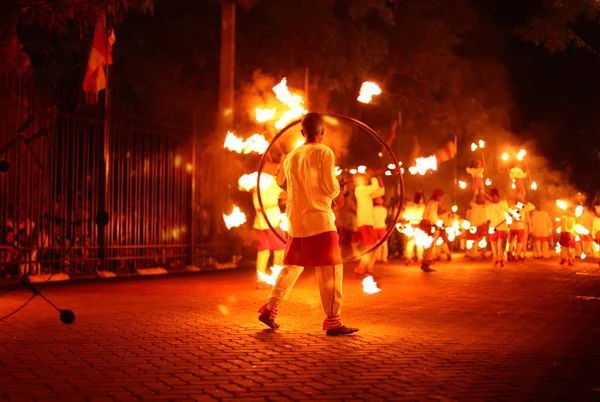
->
xmin=402 ymin=202 xmax=424 ymax=261
xmin=486 ymin=200 xmax=510 ymax=263
xmin=354 ymin=178 xmax=385 ymax=228
xmin=422 ymin=200 xmax=440 ymax=263
xmin=373 ymin=205 xmax=387 ymax=230
xmin=283 ymin=143 xmax=339 ymax=237
xmin=530 ymin=210 xmax=552 ymax=259
xmin=264 ymin=143 xmax=345 ymax=330
xmin=253 ymin=181 xmax=283 ymax=230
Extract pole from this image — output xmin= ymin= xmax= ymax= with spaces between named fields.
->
xmin=189 ymin=110 xmax=197 ymax=267
xmin=99 ymin=9 xmax=111 ymax=270
xmin=453 ymin=133 xmax=458 ymax=205
xmin=218 ymin=1 xmax=236 ymax=134
xmin=304 ymin=67 xmax=309 ymax=110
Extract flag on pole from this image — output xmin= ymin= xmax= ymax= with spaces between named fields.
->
xmin=433 ymin=140 xmax=456 ymax=163
xmin=83 ymin=16 xmax=115 ymax=103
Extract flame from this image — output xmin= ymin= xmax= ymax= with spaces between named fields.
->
xmin=478 ymin=140 xmax=485 ymax=148
xmin=485 ymin=178 xmax=492 ymax=186
xmin=349 ymin=169 xmax=357 ymax=175
xmin=334 ymin=166 xmax=343 ymax=176
xmin=575 ymin=205 xmax=584 ymax=218
xmin=238 ymin=172 xmax=273 ymax=192
xmin=459 ymin=181 xmax=467 ymax=190
xmin=556 ymin=200 xmax=568 ymax=210
xmin=357 ymin=81 xmax=382 ymax=104
xmin=555 ymin=242 xmax=561 ymax=254
xmin=471 ymin=143 xmax=478 ymax=152
xmin=410 ymin=156 xmax=438 ymax=175
xmin=279 ymin=213 xmax=288 ymax=232
xmin=362 ymin=276 xmax=381 ymax=294
xmin=531 ymin=181 xmax=538 ymax=190
xmin=385 ymin=170 xmax=392 ymax=176
xmin=575 ymin=224 xmax=589 ymax=235
xmin=581 ymin=252 xmax=587 ymax=260
xmin=387 ymin=164 xmax=396 ymax=169
xmin=501 ymin=152 xmax=509 ymax=161
xmin=478 ymin=238 xmax=487 ymax=249
xmin=436 ymin=237 xmax=444 ymax=246
xmin=357 ymin=165 xmax=367 ymax=174
xmin=223 ymin=206 xmax=247 ymax=229
xmin=257 ymin=265 xmax=283 ymax=286
xmin=511 ymin=183 xmax=516 ymax=189
xmin=224 ymin=132 xmax=270 ymax=155
xmin=452 ymin=205 xmax=458 ymax=213
xmin=255 ymin=107 xmax=277 ymax=123
xmin=273 ymin=78 xmax=308 ymax=129
xmin=516 ymin=149 xmax=527 ymax=161
xmin=466 ymin=240 xmax=475 ymax=250
xmin=462 ymin=220 xmax=472 ymax=230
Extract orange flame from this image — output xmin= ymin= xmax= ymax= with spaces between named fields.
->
xmin=273 ymin=78 xmax=307 ymax=129
xmin=357 ymin=81 xmax=382 ymax=104
xmin=362 ymin=276 xmax=381 ymax=294
xmin=224 ymin=131 xmax=270 ymax=155
xmin=238 ymin=172 xmax=273 ymax=192
xmin=223 ymin=206 xmax=247 ymax=229
xmin=255 ymin=107 xmax=277 ymax=123
xmin=409 ymin=156 xmax=438 ymax=175
xmin=257 ymin=265 xmax=283 ymax=286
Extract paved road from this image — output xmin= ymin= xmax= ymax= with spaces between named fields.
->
xmin=2 ymin=257 xmax=600 ymax=401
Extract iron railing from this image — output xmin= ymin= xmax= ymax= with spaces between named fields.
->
xmin=0 ymin=73 xmax=234 ymax=280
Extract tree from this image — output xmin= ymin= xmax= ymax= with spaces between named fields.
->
xmin=1 ymin=0 xmax=153 ymax=75
xmin=516 ymin=0 xmax=600 ymax=53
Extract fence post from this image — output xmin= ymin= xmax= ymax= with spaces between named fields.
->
xmin=189 ymin=110 xmax=197 ymax=267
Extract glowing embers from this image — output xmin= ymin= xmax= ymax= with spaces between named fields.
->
xmin=224 ymin=132 xmax=269 ymax=155
xmin=357 ymin=81 xmax=382 ymax=104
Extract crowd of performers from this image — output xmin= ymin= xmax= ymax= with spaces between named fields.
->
xmin=252 ymin=162 xmax=600 ymax=282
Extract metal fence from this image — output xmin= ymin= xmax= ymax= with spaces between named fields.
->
xmin=0 ymin=73 xmax=231 ymax=280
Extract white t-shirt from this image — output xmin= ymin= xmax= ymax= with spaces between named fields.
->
xmin=372 ymin=205 xmax=387 ymax=229
xmin=468 ymin=202 xmax=488 ymax=227
xmin=530 ymin=210 xmax=552 ymax=237
xmin=423 ymin=200 xmax=439 ymax=223
xmin=252 ymin=180 xmax=283 ymax=230
xmin=486 ymin=200 xmax=510 ymax=231
xmin=355 ymin=178 xmax=385 ymax=227
xmin=558 ymin=215 xmax=576 ymax=234
xmin=283 ymin=143 xmax=340 ymax=238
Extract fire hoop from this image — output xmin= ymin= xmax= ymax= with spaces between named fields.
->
xmin=257 ymin=114 xmax=404 ymax=263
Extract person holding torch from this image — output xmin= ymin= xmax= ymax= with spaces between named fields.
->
xmin=257 ymin=113 xmax=359 ymax=336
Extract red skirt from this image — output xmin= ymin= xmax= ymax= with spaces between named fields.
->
xmin=358 ymin=225 xmax=376 ymax=246
xmin=283 ymin=231 xmax=342 ymax=267
xmin=559 ymin=232 xmax=575 ymax=248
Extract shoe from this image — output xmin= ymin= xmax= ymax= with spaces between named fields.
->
xmin=568 ymin=260 xmax=574 ymax=266
xmin=559 ymin=259 xmax=566 ymax=265
xmin=258 ymin=312 xmax=280 ymax=329
xmin=420 ymin=264 xmax=436 ymax=272
xmin=326 ymin=326 xmax=359 ymax=336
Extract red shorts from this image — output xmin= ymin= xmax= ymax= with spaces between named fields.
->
xmin=374 ymin=228 xmax=386 ymax=241
xmin=257 ymin=228 xmax=287 ymax=251
xmin=489 ymin=230 xmax=507 ymax=241
xmin=559 ymin=232 xmax=575 ymax=248
xmin=358 ymin=225 xmax=376 ymax=246
xmin=351 ymin=231 xmax=362 ymax=244
xmin=283 ymin=231 xmax=342 ymax=267
xmin=510 ymin=229 xmax=525 ymax=242
xmin=534 ymin=236 xmax=549 ymax=242
xmin=467 ymin=225 xmax=486 ymax=240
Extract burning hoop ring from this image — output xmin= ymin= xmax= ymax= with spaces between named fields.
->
xmin=257 ymin=114 xmax=405 ymax=263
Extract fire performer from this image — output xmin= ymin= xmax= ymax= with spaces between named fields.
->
xmin=466 ymin=160 xmax=485 ymax=197
xmin=508 ymin=197 xmax=535 ymax=262
xmin=466 ymin=193 xmax=488 ymax=259
xmin=486 ymin=188 xmax=510 ymax=267
xmin=530 ymin=205 xmax=552 ymax=259
xmin=373 ymin=197 xmax=388 ymax=263
xmin=402 ymin=191 xmax=425 ymax=266
xmin=257 ymin=113 xmax=359 ymax=336
xmin=353 ymin=172 xmax=385 ymax=278
xmin=509 ymin=167 xmax=527 ymax=200
xmin=420 ymin=189 xmax=444 ymax=272
xmin=593 ymin=205 xmax=600 ymax=266
xmin=557 ymin=208 xmax=577 ymax=265
xmin=252 ymin=179 xmax=286 ymax=289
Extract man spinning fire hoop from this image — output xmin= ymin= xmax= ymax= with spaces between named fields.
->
xmin=257 ymin=113 xmax=359 ymax=336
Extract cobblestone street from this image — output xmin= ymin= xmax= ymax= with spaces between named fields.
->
xmin=2 ymin=257 xmax=600 ymax=401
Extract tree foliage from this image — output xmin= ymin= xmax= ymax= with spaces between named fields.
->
xmin=516 ymin=0 xmax=600 ymax=53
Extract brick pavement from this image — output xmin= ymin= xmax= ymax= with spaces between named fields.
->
xmin=2 ymin=257 xmax=600 ymax=401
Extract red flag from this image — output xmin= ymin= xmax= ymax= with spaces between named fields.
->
xmin=433 ymin=140 xmax=456 ymax=163
xmin=83 ymin=16 xmax=115 ymax=102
